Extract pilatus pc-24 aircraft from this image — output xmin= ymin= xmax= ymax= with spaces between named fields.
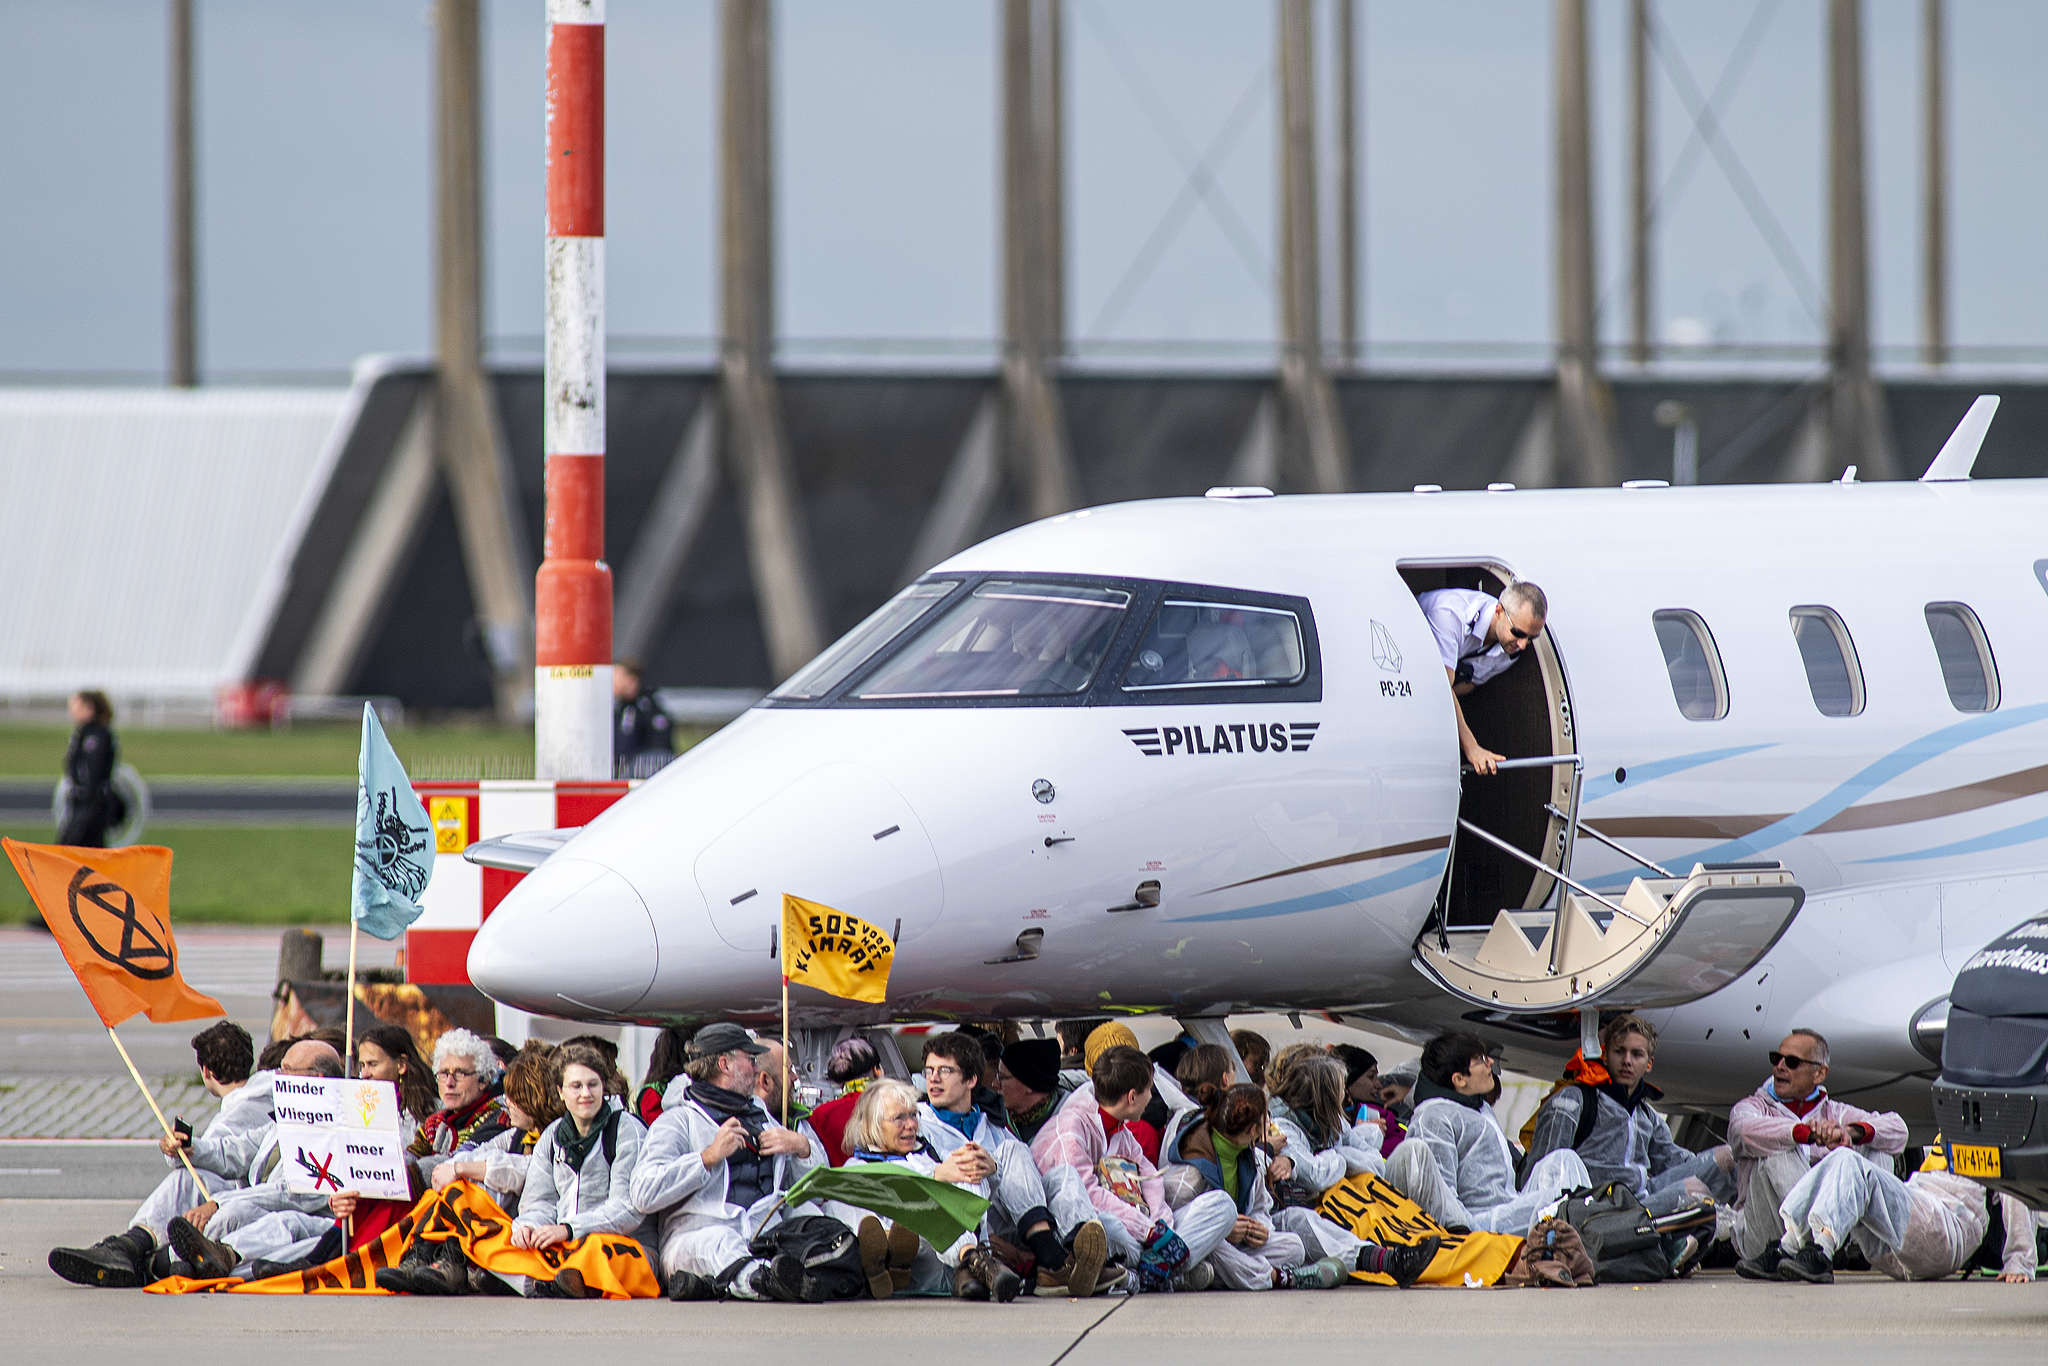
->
xmin=470 ymin=396 xmax=2040 ymax=1118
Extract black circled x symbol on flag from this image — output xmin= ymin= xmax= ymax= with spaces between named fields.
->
xmin=66 ymin=865 xmax=173 ymax=981
xmin=297 ymin=1148 xmax=341 ymax=1191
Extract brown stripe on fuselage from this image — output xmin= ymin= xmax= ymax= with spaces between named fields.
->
xmin=1203 ymin=835 xmax=1452 ymax=893
xmin=1809 ymin=762 xmax=2048 ymax=833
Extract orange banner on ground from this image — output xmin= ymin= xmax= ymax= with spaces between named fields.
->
xmin=2 ymin=839 xmax=222 ymax=1027
xmin=1317 ymin=1172 xmax=1524 ymax=1287
xmin=145 ymin=1182 xmax=660 ymax=1299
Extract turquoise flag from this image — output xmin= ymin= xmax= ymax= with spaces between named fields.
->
xmin=350 ymin=703 xmax=433 ymax=940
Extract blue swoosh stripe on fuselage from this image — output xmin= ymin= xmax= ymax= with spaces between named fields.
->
xmin=1169 ymin=850 xmax=1448 ymax=924
xmin=1581 ymin=744 xmax=1777 ymax=802
xmin=1589 ymin=702 xmax=2048 ymax=883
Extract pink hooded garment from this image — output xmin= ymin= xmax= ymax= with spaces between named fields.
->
xmin=1728 ymin=1080 xmax=1908 ymax=1200
xmin=1029 ymin=1082 xmax=1169 ymax=1243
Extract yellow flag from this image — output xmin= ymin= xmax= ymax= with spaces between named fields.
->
xmin=781 ymin=894 xmax=894 ymax=1004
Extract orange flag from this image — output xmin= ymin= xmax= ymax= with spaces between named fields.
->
xmin=2 ymin=839 xmax=223 ymax=1027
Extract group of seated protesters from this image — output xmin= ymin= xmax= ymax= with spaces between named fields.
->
xmin=48 ymin=1011 xmax=2038 ymax=1301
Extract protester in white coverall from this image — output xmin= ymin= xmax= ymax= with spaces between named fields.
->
xmin=50 ymin=1040 xmax=353 ymax=1286
xmin=1264 ymin=1044 xmax=1386 ymax=1196
xmin=626 ymin=1023 xmax=823 ymax=1303
xmin=819 ymin=1079 xmax=1024 ymax=1301
xmin=1728 ymin=1029 xmax=1908 ymax=1274
xmin=1766 ymin=1140 xmax=2037 ymax=1284
xmin=1385 ymin=1032 xmax=1591 ymax=1237
xmin=1030 ymin=1045 xmax=1238 ymax=1293
xmin=1158 ymin=1078 xmax=1346 ymax=1291
xmin=914 ymin=1032 xmax=1112 ymax=1295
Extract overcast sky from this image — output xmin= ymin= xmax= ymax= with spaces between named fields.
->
xmin=5 ymin=0 xmax=2046 ymax=378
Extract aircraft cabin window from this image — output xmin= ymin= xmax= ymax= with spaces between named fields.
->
xmin=848 ymin=581 xmax=1130 ymax=699
xmin=1123 ymin=601 xmax=1305 ymax=689
xmin=1789 ymin=605 xmax=1865 ymax=718
xmin=772 ymin=579 xmax=956 ymax=699
xmin=1924 ymin=602 xmax=1999 ymax=712
xmin=1651 ymin=610 xmax=1728 ymax=720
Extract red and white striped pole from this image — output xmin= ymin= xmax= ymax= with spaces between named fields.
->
xmin=538 ymin=0 xmax=612 ymax=781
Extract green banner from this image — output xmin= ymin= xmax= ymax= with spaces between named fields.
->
xmin=786 ymin=1162 xmax=989 ymax=1249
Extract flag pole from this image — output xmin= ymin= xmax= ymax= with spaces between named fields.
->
xmin=106 ymin=1024 xmax=210 ymax=1199
xmin=778 ymin=914 xmax=790 ymax=1129
xmin=344 ymin=919 xmax=359 ymax=1078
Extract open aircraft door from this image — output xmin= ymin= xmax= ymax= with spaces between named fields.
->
xmin=1397 ymin=560 xmax=1805 ymax=1014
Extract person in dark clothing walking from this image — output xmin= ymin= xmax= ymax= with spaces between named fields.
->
xmin=612 ymin=660 xmax=674 ymax=778
xmin=58 ymin=689 xmax=119 ymax=847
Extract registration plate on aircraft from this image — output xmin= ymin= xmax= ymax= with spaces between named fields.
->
xmin=1951 ymin=1144 xmax=2001 ymax=1179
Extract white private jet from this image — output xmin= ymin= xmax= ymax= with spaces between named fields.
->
xmin=469 ymin=396 xmax=2039 ymax=1119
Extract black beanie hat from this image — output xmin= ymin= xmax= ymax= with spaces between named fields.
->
xmin=1003 ymin=1039 xmax=1060 ymax=1095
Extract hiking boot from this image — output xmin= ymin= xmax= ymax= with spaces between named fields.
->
xmin=1735 ymin=1244 xmax=1784 ymax=1281
xmin=886 ymin=1221 xmax=921 ymax=1269
xmin=1368 ymin=1236 xmax=1441 ymax=1288
xmin=960 ymin=1243 xmax=1022 ymax=1303
xmin=529 ymin=1268 xmax=590 ymax=1299
xmin=856 ymin=1217 xmax=894 ymax=1300
xmin=665 ymin=1269 xmax=718 ymax=1301
xmin=48 ymin=1227 xmax=155 ymax=1288
xmin=1281 ymin=1255 xmax=1349 ymax=1290
xmin=952 ymin=1260 xmax=990 ymax=1300
xmin=1777 ymin=1243 xmax=1834 ymax=1284
xmin=749 ymin=1252 xmax=807 ymax=1304
xmin=166 ymin=1216 xmax=238 ymax=1282
xmin=1037 ymin=1220 xmax=1108 ymax=1298
xmin=375 ymin=1237 xmax=470 ymax=1296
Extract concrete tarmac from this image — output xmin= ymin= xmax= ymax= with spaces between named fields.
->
xmin=3 ymin=1199 xmax=2045 ymax=1365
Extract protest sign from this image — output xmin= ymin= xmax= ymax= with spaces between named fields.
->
xmin=273 ymin=1075 xmax=410 ymax=1201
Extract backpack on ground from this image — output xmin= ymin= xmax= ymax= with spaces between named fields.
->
xmin=1554 ymin=1181 xmax=1671 ymax=1283
xmin=746 ymin=1214 xmax=868 ymax=1302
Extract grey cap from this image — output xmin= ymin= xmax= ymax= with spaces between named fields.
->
xmin=686 ymin=1023 xmax=770 ymax=1059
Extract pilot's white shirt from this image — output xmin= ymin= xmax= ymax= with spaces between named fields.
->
xmin=1418 ymin=587 xmax=1520 ymax=687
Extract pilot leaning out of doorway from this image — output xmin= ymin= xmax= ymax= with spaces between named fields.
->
xmin=1415 ymin=581 xmax=1547 ymax=777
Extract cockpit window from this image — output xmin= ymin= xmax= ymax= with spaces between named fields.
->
xmin=847 ymin=581 xmax=1130 ymax=699
xmin=771 ymin=580 xmax=956 ymax=700
xmin=1123 ymin=601 xmax=1306 ymax=689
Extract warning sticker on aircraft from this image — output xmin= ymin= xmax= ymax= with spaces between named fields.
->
xmin=1123 ymin=721 xmax=1318 ymax=757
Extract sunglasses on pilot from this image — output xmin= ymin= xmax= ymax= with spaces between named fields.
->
xmin=1769 ymin=1050 xmax=1820 ymax=1070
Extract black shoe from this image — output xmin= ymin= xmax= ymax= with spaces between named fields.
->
xmin=375 ymin=1267 xmax=448 ymax=1296
xmin=48 ymin=1226 xmax=154 ymax=1288
xmin=751 ymin=1252 xmax=807 ymax=1304
xmin=1735 ymin=1244 xmax=1784 ymax=1281
xmin=245 ymin=1259 xmax=302 ymax=1283
xmin=374 ymin=1242 xmax=467 ymax=1297
xmin=1777 ymin=1243 xmax=1834 ymax=1284
xmin=665 ymin=1269 xmax=718 ymax=1302
xmin=1372 ymin=1236 xmax=1442 ymax=1288
xmin=166 ymin=1216 xmax=238 ymax=1281
xmin=527 ymin=1267 xmax=589 ymax=1299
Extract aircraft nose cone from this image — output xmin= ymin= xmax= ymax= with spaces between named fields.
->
xmin=468 ymin=858 xmax=657 ymax=1015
